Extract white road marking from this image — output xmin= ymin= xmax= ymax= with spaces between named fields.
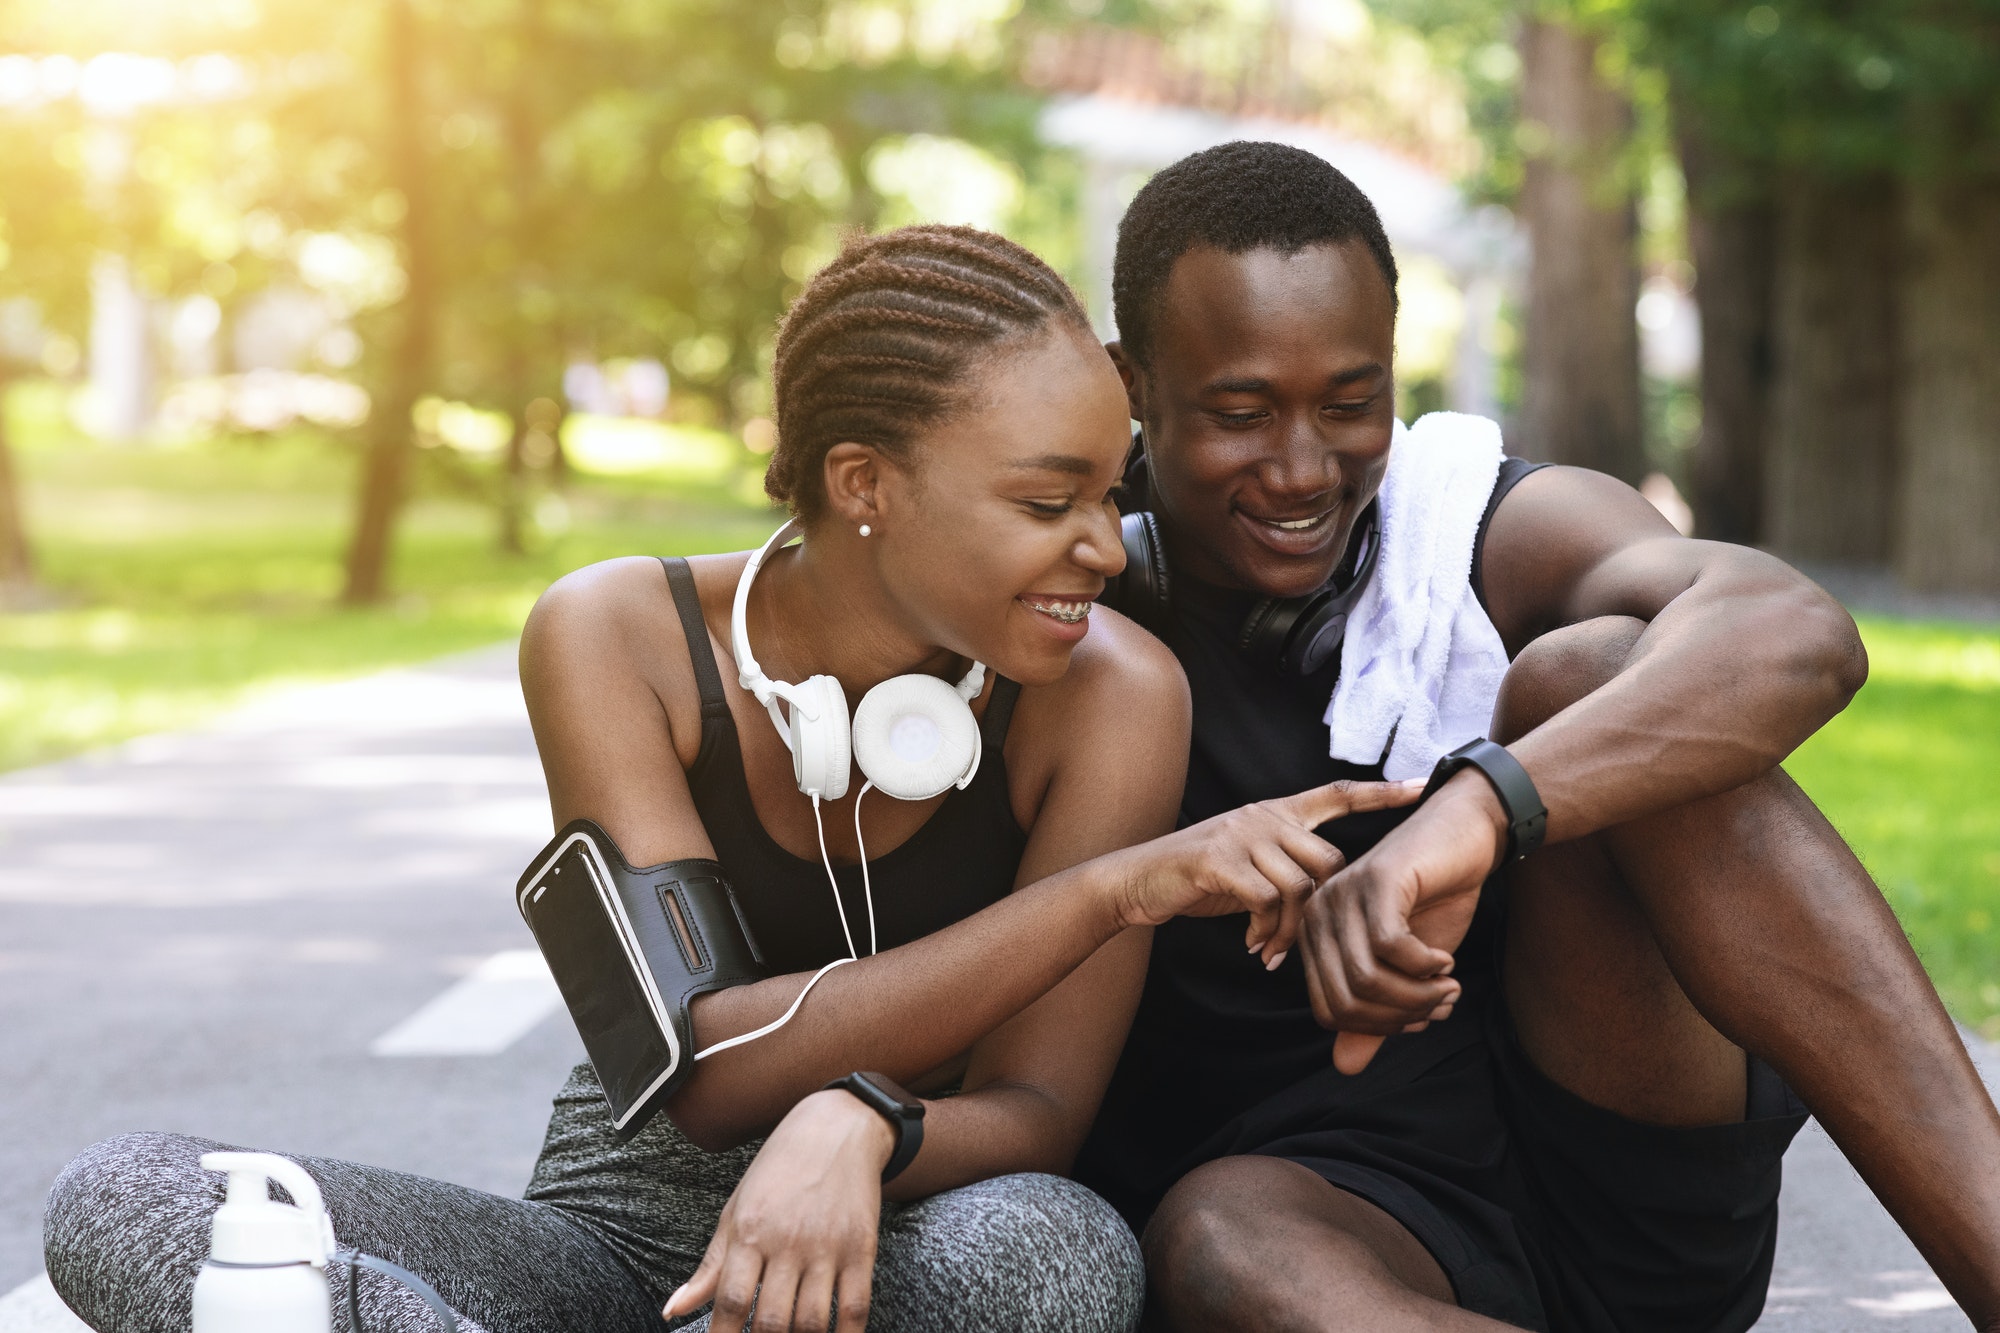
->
xmin=0 ymin=1274 xmax=91 ymax=1333
xmin=1846 ymin=1288 xmax=1959 ymax=1316
xmin=370 ymin=950 xmax=563 ymax=1056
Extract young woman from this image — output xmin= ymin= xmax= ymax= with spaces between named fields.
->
xmin=45 ymin=226 xmax=1417 ymax=1333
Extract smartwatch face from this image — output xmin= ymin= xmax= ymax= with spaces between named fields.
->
xmin=522 ymin=838 xmax=676 ymax=1123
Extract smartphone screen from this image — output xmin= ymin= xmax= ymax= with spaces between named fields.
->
xmin=523 ymin=838 xmax=676 ymax=1124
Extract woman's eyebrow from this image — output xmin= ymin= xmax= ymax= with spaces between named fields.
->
xmin=1009 ymin=453 xmax=1098 ymax=477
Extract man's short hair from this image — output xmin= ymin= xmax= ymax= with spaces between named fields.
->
xmin=1112 ymin=140 xmax=1400 ymax=368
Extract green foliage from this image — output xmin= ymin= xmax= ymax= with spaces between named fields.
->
xmin=1636 ymin=0 xmax=2000 ymax=181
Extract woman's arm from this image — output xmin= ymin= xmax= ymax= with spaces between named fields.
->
xmin=522 ymin=559 xmax=1413 ymax=1151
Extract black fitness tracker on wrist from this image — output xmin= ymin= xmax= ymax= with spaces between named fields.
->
xmin=1422 ymin=738 xmax=1548 ymax=862
xmin=825 ymin=1071 xmax=925 ymax=1183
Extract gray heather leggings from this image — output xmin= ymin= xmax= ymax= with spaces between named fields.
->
xmin=43 ymin=1065 xmax=1143 ymax=1333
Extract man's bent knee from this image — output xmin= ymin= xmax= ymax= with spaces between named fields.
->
xmin=1492 ymin=616 xmax=1646 ymax=744
xmin=1144 ymin=1160 xmax=1282 ymax=1327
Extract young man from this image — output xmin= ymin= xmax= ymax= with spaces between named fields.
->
xmin=1073 ymin=141 xmax=2000 ymax=1332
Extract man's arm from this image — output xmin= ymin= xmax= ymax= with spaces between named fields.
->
xmin=1479 ymin=465 xmax=1868 ymax=840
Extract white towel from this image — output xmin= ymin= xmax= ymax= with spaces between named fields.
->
xmin=1325 ymin=413 xmax=1510 ymax=780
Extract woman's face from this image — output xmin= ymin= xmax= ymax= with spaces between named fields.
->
xmin=857 ymin=323 xmax=1134 ymax=687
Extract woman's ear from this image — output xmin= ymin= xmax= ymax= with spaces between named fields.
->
xmin=821 ymin=442 xmax=883 ymax=528
xmin=1105 ymin=341 xmax=1146 ymax=423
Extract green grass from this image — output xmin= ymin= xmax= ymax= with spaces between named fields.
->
xmin=1787 ymin=618 xmax=2000 ymax=1037
xmin=2 ymin=381 xmax=1997 ymax=1030
xmin=0 ymin=380 xmax=776 ymax=771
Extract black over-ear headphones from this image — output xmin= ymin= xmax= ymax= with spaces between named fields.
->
xmin=1100 ymin=501 xmax=1381 ymax=678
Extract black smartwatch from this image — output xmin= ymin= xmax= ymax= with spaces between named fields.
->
xmin=1422 ymin=738 xmax=1547 ymax=862
xmin=824 ymin=1071 xmax=925 ymax=1183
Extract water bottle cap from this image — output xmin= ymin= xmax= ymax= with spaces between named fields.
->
xmin=200 ymin=1152 xmax=336 ymax=1267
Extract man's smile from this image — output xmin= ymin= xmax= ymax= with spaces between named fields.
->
xmin=1235 ymin=503 xmax=1344 ymax=558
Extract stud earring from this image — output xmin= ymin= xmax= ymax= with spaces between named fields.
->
xmin=859 ymin=524 xmax=873 ymax=537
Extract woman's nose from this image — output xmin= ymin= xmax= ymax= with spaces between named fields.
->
xmin=1075 ymin=506 xmax=1127 ymax=577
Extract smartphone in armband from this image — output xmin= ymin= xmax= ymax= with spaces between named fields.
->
xmin=516 ymin=820 xmax=765 ymax=1139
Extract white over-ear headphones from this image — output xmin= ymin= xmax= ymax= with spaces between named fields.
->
xmin=732 ymin=519 xmax=986 ymax=803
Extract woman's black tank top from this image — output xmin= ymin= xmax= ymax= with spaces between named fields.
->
xmin=659 ymin=557 xmax=1030 ymax=976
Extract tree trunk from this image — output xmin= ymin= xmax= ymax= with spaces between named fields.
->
xmin=342 ymin=0 xmax=436 ymax=605
xmin=1517 ymin=18 xmax=1645 ymax=483
xmin=1895 ymin=177 xmax=2000 ymax=592
xmin=497 ymin=0 xmax=544 ymax=555
xmin=0 ymin=368 xmax=35 ymax=597
xmin=1763 ymin=173 xmax=1900 ymax=563
xmin=1677 ymin=111 xmax=1775 ymax=546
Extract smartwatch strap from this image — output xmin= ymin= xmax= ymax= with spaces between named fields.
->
xmin=1421 ymin=738 xmax=1547 ymax=861
xmin=825 ymin=1071 xmax=925 ymax=1183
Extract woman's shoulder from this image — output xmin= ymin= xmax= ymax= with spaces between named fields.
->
xmin=521 ymin=556 xmax=674 ymax=666
xmin=1010 ymin=605 xmax=1190 ymax=754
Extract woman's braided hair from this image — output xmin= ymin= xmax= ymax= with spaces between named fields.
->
xmin=766 ymin=224 xmax=1092 ymax=519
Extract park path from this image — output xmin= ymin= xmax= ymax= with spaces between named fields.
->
xmin=0 ymin=645 xmax=1989 ymax=1331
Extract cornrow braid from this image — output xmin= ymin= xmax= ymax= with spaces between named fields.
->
xmin=766 ymin=224 xmax=1092 ymax=519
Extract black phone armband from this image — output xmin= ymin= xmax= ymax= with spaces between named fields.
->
xmin=516 ymin=819 xmax=766 ymax=1139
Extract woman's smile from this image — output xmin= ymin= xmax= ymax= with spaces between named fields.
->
xmin=1018 ymin=593 xmax=1095 ymax=638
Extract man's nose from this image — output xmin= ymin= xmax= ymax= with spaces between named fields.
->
xmin=1265 ymin=413 xmax=1340 ymax=496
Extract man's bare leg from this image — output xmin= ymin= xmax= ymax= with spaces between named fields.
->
xmin=1142 ymin=1157 xmax=1509 ymax=1332
xmin=1495 ymin=617 xmax=2000 ymax=1328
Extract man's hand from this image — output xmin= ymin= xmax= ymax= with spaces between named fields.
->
xmin=1299 ymin=769 xmax=1511 ymax=1074
xmin=1108 ymin=778 xmax=1426 ymax=969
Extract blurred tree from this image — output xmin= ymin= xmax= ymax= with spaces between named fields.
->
xmin=343 ymin=0 xmax=437 ymax=604
xmin=1370 ymin=0 xmax=1652 ymax=476
xmin=1675 ymin=101 xmax=1772 ymax=545
xmin=1891 ymin=4 xmax=2000 ymax=591
xmin=1764 ymin=171 xmax=1898 ymax=562
xmin=1640 ymin=1 xmax=1902 ymax=562
xmin=1517 ymin=10 xmax=1645 ymax=482
xmin=0 ymin=10 xmax=99 ymax=601
xmin=1641 ymin=0 xmax=2000 ymax=590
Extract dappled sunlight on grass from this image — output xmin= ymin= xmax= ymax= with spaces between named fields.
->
xmin=0 ymin=421 xmax=776 ymax=771
xmin=1788 ymin=617 xmax=2000 ymax=1037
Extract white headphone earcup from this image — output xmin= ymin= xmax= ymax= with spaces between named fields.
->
xmin=789 ymin=674 xmax=851 ymax=800
xmin=851 ymin=675 xmax=981 ymax=801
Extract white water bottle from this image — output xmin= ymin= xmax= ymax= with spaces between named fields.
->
xmin=191 ymin=1152 xmax=336 ymax=1333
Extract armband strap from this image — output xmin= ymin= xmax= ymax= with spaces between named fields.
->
xmin=518 ymin=820 xmax=767 ymax=1138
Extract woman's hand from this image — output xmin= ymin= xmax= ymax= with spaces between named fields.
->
xmin=662 ymin=1090 xmax=893 ymax=1332
xmin=1106 ymin=778 xmax=1427 ymax=967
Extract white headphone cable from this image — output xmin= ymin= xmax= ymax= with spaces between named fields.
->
xmin=811 ymin=791 xmax=862 ymax=961
xmin=692 ymin=957 xmax=853 ymax=1061
xmin=855 ymin=781 xmax=878 ymax=958
xmin=692 ymin=792 xmax=862 ymax=1061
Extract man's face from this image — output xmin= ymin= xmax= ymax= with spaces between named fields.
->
xmin=1118 ymin=240 xmax=1397 ymax=598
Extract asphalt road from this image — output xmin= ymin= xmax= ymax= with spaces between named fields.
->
xmin=0 ymin=645 xmax=1987 ymax=1330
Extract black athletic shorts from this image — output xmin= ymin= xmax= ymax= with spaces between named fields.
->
xmin=1184 ymin=997 xmax=1808 ymax=1332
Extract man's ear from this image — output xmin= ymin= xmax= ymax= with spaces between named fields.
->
xmin=1105 ymin=341 xmax=1146 ymax=423
xmin=821 ymin=441 xmax=885 ymax=529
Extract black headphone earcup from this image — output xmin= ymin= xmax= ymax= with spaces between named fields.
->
xmin=1239 ymin=595 xmax=1306 ymax=665
xmin=1104 ymin=510 xmax=1171 ymax=632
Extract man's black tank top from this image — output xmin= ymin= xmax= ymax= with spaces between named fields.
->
xmin=1073 ymin=457 xmax=1547 ymax=1225
xmin=660 ymin=557 xmax=1029 ymax=975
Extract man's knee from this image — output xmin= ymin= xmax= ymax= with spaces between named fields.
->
xmin=878 ymin=1172 xmax=1142 ymax=1333
xmin=1492 ymin=615 xmax=1647 ymax=743
xmin=1142 ymin=1159 xmax=1290 ymax=1325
